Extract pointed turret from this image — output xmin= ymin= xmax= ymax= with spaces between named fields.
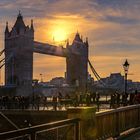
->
xmin=74 ymin=32 xmax=82 ymax=42
xmin=5 ymin=22 xmax=9 ymax=38
xmin=13 ymin=11 xmax=26 ymax=34
xmin=85 ymin=37 xmax=89 ymax=47
xmin=66 ymin=39 xmax=69 ymax=46
xmin=30 ymin=19 xmax=34 ymax=31
xmin=17 ymin=10 xmax=22 ymax=19
xmin=5 ymin=22 xmax=9 ymax=33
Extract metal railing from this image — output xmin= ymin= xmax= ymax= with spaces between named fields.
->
xmin=95 ymin=104 xmax=140 ymax=139
xmin=1 ymin=104 xmax=140 ymax=140
xmin=0 ymin=118 xmax=80 ymax=140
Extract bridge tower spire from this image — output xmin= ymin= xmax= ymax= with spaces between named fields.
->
xmin=5 ymin=22 xmax=9 ymax=33
xmin=5 ymin=22 xmax=9 ymax=38
xmin=31 ymin=19 xmax=34 ymax=31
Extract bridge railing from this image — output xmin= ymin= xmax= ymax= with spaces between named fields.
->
xmin=0 ymin=118 xmax=80 ymax=140
xmin=95 ymin=104 xmax=140 ymax=139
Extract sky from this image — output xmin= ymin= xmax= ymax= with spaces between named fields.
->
xmin=0 ymin=0 xmax=140 ymax=83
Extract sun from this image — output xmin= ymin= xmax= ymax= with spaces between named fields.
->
xmin=53 ymin=28 xmax=67 ymax=42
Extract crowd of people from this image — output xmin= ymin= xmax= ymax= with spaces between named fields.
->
xmin=0 ymin=93 xmax=72 ymax=110
xmin=110 ymin=91 xmax=140 ymax=108
xmin=0 ymin=91 xmax=140 ymax=110
xmin=73 ymin=92 xmax=100 ymax=106
xmin=0 ymin=96 xmax=33 ymax=110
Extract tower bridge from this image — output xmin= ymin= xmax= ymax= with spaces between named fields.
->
xmin=2 ymin=12 xmax=88 ymax=96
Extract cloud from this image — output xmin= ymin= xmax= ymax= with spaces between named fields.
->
xmin=101 ymin=16 xmax=140 ymax=25
xmin=0 ymin=0 xmax=140 ymax=81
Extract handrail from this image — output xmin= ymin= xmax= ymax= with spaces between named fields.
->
xmin=0 ymin=105 xmax=140 ymax=140
xmin=0 ymin=112 xmax=19 ymax=130
xmin=0 ymin=118 xmax=80 ymax=140
xmin=96 ymin=104 xmax=140 ymax=117
xmin=95 ymin=104 xmax=140 ymax=139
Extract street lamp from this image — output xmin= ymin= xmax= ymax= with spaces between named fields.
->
xmin=32 ymin=79 xmax=38 ymax=109
xmin=122 ymin=59 xmax=130 ymax=106
xmin=123 ymin=59 xmax=130 ymax=95
xmin=40 ymin=73 xmax=43 ymax=82
xmin=32 ymin=81 xmax=36 ymax=109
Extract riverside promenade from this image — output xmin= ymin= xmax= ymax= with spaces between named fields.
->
xmin=125 ymin=131 xmax=140 ymax=140
xmin=1 ymin=105 xmax=140 ymax=140
xmin=118 ymin=128 xmax=140 ymax=140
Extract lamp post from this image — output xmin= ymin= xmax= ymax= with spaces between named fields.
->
xmin=123 ymin=59 xmax=129 ymax=95
xmin=32 ymin=81 xmax=35 ymax=109
xmin=40 ymin=73 xmax=43 ymax=82
xmin=75 ymin=79 xmax=79 ymax=93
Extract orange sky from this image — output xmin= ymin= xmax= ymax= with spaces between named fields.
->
xmin=0 ymin=0 xmax=140 ymax=83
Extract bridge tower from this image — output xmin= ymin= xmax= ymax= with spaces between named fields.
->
xmin=5 ymin=12 xmax=34 ymax=96
xmin=66 ymin=33 xmax=88 ymax=92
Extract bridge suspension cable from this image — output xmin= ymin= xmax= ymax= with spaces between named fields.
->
xmin=0 ymin=49 xmax=5 ymax=56
xmin=0 ymin=53 xmax=14 ymax=85
xmin=0 ymin=53 xmax=14 ymax=69
xmin=0 ymin=58 xmax=4 ymax=63
xmin=88 ymin=59 xmax=107 ymax=88
xmin=0 ymin=49 xmax=5 ymax=69
xmin=0 ymin=49 xmax=5 ymax=85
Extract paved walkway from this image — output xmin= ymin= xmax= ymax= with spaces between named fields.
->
xmin=124 ymin=131 xmax=140 ymax=140
xmin=116 ymin=128 xmax=140 ymax=140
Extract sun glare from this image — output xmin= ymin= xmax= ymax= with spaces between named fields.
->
xmin=53 ymin=28 xmax=67 ymax=42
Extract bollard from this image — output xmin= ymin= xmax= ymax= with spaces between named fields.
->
xmin=67 ymin=107 xmax=96 ymax=140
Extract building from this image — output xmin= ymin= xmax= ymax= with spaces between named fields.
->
xmin=95 ymin=73 xmax=124 ymax=91
xmin=5 ymin=12 xmax=34 ymax=96
xmin=66 ymin=33 xmax=88 ymax=91
xmin=95 ymin=73 xmax=140 ymax=93
xmin=50 ymin=77 xmax=66 ymax=87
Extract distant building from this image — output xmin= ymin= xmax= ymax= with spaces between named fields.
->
xmin=95 ymin=72 xmax=140 ymax=93
xmin=50 ymin=77 xmax=66 ymax=87
xmin=95 ymin=73 xmax=124 ymax=91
